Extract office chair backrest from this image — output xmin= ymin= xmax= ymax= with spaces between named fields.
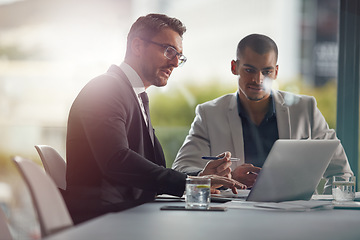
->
xmin=34 ymin=145 xmax=66 ymax=190
xmin=0 ymin=206 xmax=12 ymax=240
xmin=12 ymin=156 xmax=73 ymax=238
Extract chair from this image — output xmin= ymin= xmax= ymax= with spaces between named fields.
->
xmin=0 ymin=206 xmax=12 ymax=240
xmin=12 ymin=156 xmax=73 ymax=238
xmin=34 ymin=145 xmax=66 ymax=190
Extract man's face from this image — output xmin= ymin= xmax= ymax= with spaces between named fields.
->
xmin=231 ymin=47 xmax=278 ymax=102
xmin=139 ymin=28 xmax=183 ymax=88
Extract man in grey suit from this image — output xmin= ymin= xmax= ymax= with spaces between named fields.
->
xmin=172 ymin=34 xmax=353 ymax=192
xmin=65 ymin=14 xmax=243 ymax=224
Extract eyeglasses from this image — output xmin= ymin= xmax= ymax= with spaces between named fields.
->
xmin=141 ymin=39 xmax=187 ymax=67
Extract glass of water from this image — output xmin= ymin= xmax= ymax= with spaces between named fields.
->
xmin=332 ymin=175 xmax=356 ymax=202
xmin=185 ymin=177 xmax=211 ymax=209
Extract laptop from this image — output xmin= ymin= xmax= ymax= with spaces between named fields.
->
xmin=246 ymin=139 xmax=340 ymax=202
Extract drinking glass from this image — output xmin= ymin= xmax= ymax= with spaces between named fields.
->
xmin=332 ymin=176 xmax=356 ymax=202
xmin=185 ymin=177 xmax=211 ymax=209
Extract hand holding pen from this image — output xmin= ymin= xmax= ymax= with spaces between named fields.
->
xmin=202 ymin=156 xmax=258 ymax=175
xmin=198 ymin=151 xmax=234 ymax=178
xmin=202 ymin=156 xmax=241 ymax=162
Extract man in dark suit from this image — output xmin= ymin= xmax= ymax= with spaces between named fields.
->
xmin=65 ymin=13 xmax=244 ymax=224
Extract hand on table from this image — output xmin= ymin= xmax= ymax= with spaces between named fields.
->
xmin=208 ymin=175 xmax=246 ymax=194
xmin=189 ymin=175 xmax=246 ymax=194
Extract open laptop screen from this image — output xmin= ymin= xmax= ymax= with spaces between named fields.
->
xmin=246 ymin=139 xmax=339 ymax=202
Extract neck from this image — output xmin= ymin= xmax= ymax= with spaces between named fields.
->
xmin=239 ymin=91 xmax=271 ymax=125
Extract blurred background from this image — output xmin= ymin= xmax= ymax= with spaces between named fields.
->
xmin=0 ymin=0 xmax=341 ymax=238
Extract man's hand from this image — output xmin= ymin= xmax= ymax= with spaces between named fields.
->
xmin=190 ymin=175 xmax=246 ymax=194
xmin=198 ymin=152 xmax=232 ymax=178
xmin=232 ymin=164 xmax=261 ymax=188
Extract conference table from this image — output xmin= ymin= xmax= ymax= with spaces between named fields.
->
xmin=44 ymin=194 xmax=360 ymax=240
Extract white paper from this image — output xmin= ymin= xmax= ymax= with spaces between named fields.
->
xmin=312 ymin=192 xmax=360 ymax=201
xmin=222 ymin=200 xmax=333 ymax=211
xmin=254 ymin=200 xmax=333 ymax=211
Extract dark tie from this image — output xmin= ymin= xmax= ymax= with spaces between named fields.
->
xmin=140 ymin=92 xmax=154 ymax=145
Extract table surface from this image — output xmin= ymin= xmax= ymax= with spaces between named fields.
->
xmin=44 ymin=197 xmax=360 ymax=240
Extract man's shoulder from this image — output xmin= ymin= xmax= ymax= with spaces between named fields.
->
xmin=199 ymin=93 xmax=236 ymax=108
xmin=82 ymin=66 xmax=130 ymax=93
xmin=93 ymin=65 xmax=127 ymax=83
xmin=275 ymin=90 xmax=315 ymax=105
xmin=72 ymin=66 xmax=133 ymax=108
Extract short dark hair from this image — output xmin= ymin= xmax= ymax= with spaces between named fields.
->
xmin=126 ymin=13 xmax=186 ymax=55
xmin=236 ymin=34 xmax=278 ymax=62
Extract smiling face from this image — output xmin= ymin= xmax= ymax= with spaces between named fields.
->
xmin=137 ymin=28 xmax=183 ymax=88
xmin=231 ymin=47 xmax=278 ymax=102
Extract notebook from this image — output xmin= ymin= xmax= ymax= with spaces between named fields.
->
xmin=246 ymin=139 xmax=340 ymax=202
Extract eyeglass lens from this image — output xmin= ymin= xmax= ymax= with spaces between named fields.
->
xmin=164 ymin=47 xmax=186 ymax=66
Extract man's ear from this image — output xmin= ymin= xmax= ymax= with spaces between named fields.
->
xmin=131 ymin=38 xmax=143 ymax=57
xmin=231 ymin=60 xmax=238 ymax=75
xmin=274 ymin=65 xmax=279 ymax=79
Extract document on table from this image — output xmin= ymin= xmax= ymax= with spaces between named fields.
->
xmin=222 ymin=200 xmax=333 ymax=211
xmin=214 ymin=190 xmax=360 ymax=202
xmin=217 ymin=192 xmax=360 ymax=211
xmin=253 ymin=200 xmax=333 ymax=211
xmin=333 ymin=201 xmax=360 ymax=209
xmin=312 ymin=192 xmax=360 ymax=201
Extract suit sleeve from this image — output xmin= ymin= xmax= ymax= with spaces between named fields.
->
xmin=172 ymin=104 xmax=211 ymax=174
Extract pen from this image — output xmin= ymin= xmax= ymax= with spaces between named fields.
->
xmin=202 ymin=156 xmax=241 ymax=162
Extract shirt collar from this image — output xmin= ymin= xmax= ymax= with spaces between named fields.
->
xmin=266 ymin=93 xmax=276 ymax=120
xmin=119 ymin=62 xmax=145 ymax=95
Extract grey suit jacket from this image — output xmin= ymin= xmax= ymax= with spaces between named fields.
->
xmin=172 ymin=90 xmax=353 ymax=192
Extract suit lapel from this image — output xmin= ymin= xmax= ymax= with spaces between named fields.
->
xmin=273 ymin=91 xmax=291 ymax=139
xmin=107 ymin=65 xmax=154 ymax=143
xmin=107 ymin=65 xmax=165 ymax=166
xmin=228 ymin=91 xmax=291 ymax=161
xmin=227 ymin=93 xmax=245 ymax=161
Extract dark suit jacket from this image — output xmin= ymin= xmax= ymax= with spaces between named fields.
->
xmin=65 ymin=65 xmax=186 ymax=223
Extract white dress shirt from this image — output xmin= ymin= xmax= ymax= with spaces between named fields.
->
xmin=119 ymin=62 xmax=148 ymax=126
